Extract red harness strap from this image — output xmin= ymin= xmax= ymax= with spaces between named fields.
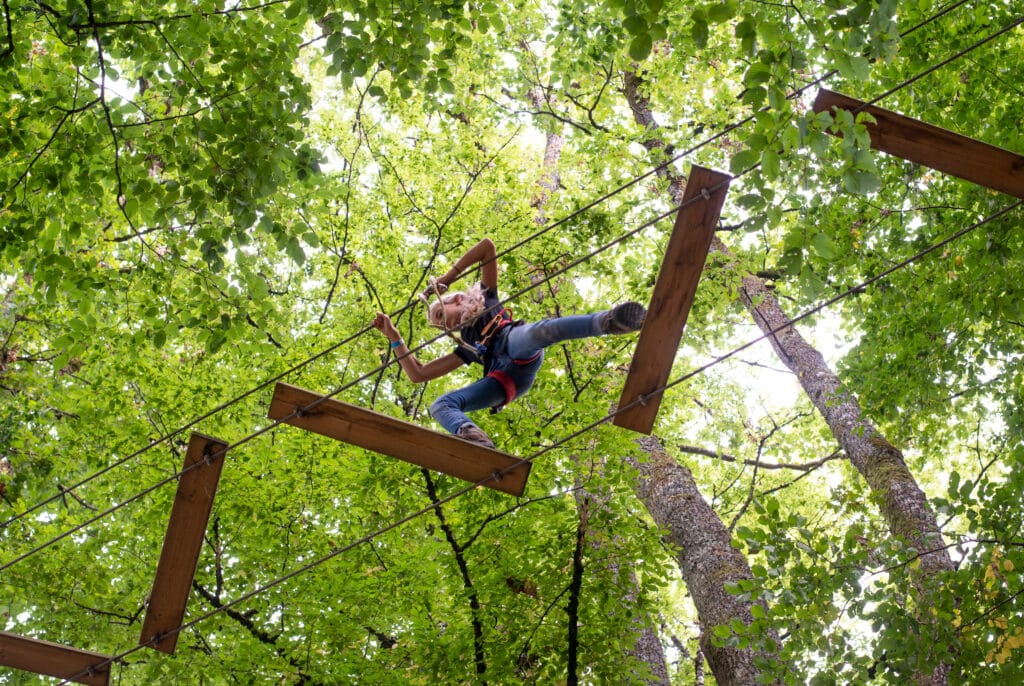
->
xmin=487 ymin=369 xmax=518 ymax=408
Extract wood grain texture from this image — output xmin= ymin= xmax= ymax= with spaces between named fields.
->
xmin=268 ymin=383 xmax=530 ymax=496
xmin=814 ymin=89 xmax=1024 ymax=198
xmin=139 ymin=432 xmax=228 ymax=654
xmin=614 ymin=166 xmax=731 ymax=434
xmin=0 ymin=631 xmax=110 ymax=685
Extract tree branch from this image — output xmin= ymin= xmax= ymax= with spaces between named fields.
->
xmin=1 ymin=0 xmax=14 ymax=62
xmin=73 ymin=600 xmax=145 ymax=625
xmin=193 ymin=581 xmax=279 ymax=645
xmin=85 ymin=0 xmax=137 ymax=237
xmin=421 ymin=469 xmax=487 ymax=681
xmin=677 ymin=443 xmax=844 ymax=471
xmin=58 ymin=484 xmax=97 ymax=511
xmin=3 ymin=98 xmax=100 ymax=202
xmin=67 ymin=0 xmax=292 ymax=31
xmin=566 ymin=495 xmax=588 ymax=686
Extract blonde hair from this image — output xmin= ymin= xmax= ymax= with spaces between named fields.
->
xmin=427 ymin=283 xmax=487 ymax=329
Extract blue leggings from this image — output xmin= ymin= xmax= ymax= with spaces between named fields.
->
xmin=429 ymin=313 xmax=606 ymax=434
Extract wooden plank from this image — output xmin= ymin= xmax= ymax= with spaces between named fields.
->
xmin=813 ymin=89 xmax=1024 ymax=198
xmin=268 ymin=383 xmax=531 ymax=496
xmin=139 ymin=432 xmax=228 ymax=654
xmin=614 ymin=165 xmax=731 ymax=434
xmin=0 ymin=631 xmax=110 ymax=685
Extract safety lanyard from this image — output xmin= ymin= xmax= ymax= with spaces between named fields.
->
xmin=476 ymin=310 xmax=509 ymax=349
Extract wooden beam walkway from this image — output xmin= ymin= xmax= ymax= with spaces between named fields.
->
xmin=139 ymin=432 xmax=228 ymax=654
xmin=0 ymin=631 xmax=110 ymax=685
xmin=813 ymin=89 xmax=1024 ymax=198
xmin=268 ymin=383 xmax=531 ymax=496
xmin=614 ymin=165 xmax=731 ymax=434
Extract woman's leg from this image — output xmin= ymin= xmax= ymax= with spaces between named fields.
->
xmin=505 ymin=314 xmax=602 ymax=360
xmin=506 ymin=302 xmax=645 ymax=360
xmin=429 ymin=376 xmax=507 ymax=435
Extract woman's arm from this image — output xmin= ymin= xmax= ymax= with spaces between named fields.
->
xmin=372 ymin=313 xmax=465 ymax=383
xmin=436 ymin=238 xmax=498 ymax=291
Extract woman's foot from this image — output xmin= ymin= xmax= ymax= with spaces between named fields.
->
xmin=601 ymin=302 xmax=646 ymax=334
xmin=457 ymin=424 xmax=496 ymax=449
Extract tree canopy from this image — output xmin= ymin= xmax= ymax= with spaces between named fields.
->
xmin=2 ymin=0 xmax=1023 ymax=683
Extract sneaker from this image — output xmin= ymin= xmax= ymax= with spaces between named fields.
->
xmin=600 ymin=301 xmax=646 ymax=334
xmin=457 ymin=424 xmax=496 ymax=449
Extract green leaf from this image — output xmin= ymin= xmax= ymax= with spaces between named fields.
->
xmin=761 ymin=148 xmax=780 ymax=181
xmin=207 ymin=330 xmax=226 ymax=354
xmin=741 ymin=85 xmax=767 ymax=107
xmin=730 ymin=148 xmax=760 ymax=174
xmin=810 ymin=233 xmax=839 ymax=259
xmin=736 ymin=193 xmax=766 ymax=210
xmin=628 ymin=33 xmax=653 ymax=61
xmin=799 ymin=267 xmax=827 ymax=299
xmin=758 ymin=18 xmax=783 ymax=46
xmin=691 ymin=19 xmax=709 ymax=47
xmin=809 ymin=129 xmax=832 ymax=157
xmin=744 ymin=63 xmax=771 ymax=87
xmin=842 ymin=169 xmax=880 ymax=195
xmin=285 ymin=237 xmax=306 ymax=265
xmin=849 ymin=55 xmax=871 ymax=80
xmin=623 ymin=15 xmax=647 ymax=36
xmin=707 ymin=1 xmax=738 ymax=24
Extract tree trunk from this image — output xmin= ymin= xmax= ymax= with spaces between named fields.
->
xmin=732 ymin=259 xmax=952 ymax=686
xmin=627 ymin=436 xmax=782 ymax=685
xmin=526 ymin=86 xmax=563 ymax=226
xmin=732 ymin=262 xmax=953 ymax=578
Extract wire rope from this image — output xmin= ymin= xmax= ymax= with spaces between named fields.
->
xmin=864 ymin=14 xmax=1024 ymax=110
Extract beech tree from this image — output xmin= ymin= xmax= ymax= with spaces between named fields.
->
xmin=3 ymin=0 xmax=1023 ymax=684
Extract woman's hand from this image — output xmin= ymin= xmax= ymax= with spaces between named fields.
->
xmin=372 ymin=312 xmax=400 ymax=341
xmin=421 ymin=279 xmax=449 ymax=300
xmin=431 ymin=238 xmax=498 ymax=293
xmin=372 ymin=311 xmax=464 ymax=383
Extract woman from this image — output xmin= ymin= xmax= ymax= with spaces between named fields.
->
xmin=372 ymin=238 xmax=645 ymax=449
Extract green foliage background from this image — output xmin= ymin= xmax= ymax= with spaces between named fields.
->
xmin=2 ymin=0 xmax=1023 ymax=683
